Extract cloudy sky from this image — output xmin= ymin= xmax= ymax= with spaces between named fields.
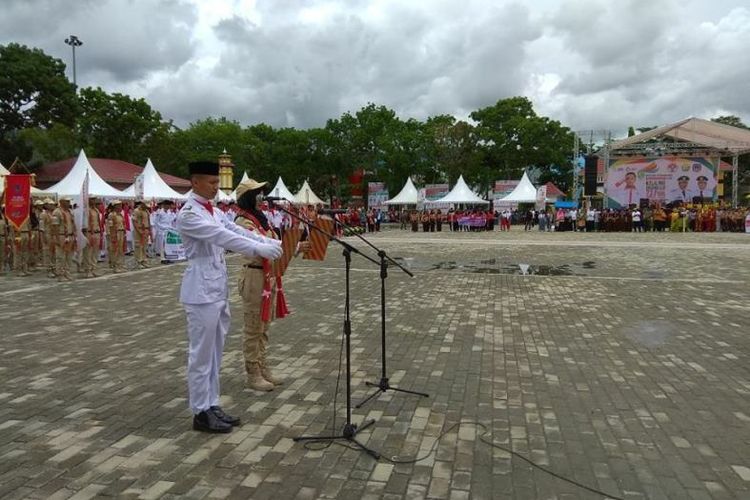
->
xmin=2 ymin=0 xmax=749 ymax=134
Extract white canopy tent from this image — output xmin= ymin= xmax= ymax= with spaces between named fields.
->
xmin=120 ymin=159 xmax=186 ymax=200
xmin=430 ymin=175 xmax=489 ymax=205
xmin=268 ymin=176 xmax=297 ymax=203
xmin=0 ymin=162 xmax=9 ymax=176
xmin=295 ymin=180 xmax=328 ymax=205
xmin=385 ymin=177 xmax=419 ymax=205
xmin=43 ymin=149 xmax=124 ymax=198
xmin=215 ymin=189 xmax=234 ymax=204
xmin=499 ymin=172 xmax=537 ymax=203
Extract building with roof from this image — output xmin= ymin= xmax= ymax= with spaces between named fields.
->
xmin=34 ymin=157 xmax=191 ymax=193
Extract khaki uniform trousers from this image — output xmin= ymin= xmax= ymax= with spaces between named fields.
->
xmin=109 ymin=233 xmax=125 ymax=271
xmin=55 ymin=240 xmax=74 ymax=278
xmin=238 ymin=267 xmax=275 ymax=372
xmin=41 ymin=233 xmax=54 ymax=274
xmin=134 ymin=231 xmax=148 ymax=266
xmin=14 ymin=232 xmax=31 ymax=275
xmin=82 ymin=233 xmax=100 ymax=275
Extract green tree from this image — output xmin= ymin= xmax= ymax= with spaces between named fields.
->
xmin=711 ymin=115 xmax=749 ymax=129
xmin=18 ymin=123 xmax=78 ymax=167
xmin=77 ymin=87 xmax=171 ymax=165
xmin=0 ymin=43 xmax=78 ymax=164
xmin=627 ymin=126 xmax=636 ymax=137
xmin=470 ymin=96 xmax=574 ymax=191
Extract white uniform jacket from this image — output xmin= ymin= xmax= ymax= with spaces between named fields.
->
xmin=176 ymin=193 xmax=274 ymax=305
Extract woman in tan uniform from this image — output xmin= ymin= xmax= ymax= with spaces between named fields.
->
xmin=234 ymin=179 xmax=309 ymax=391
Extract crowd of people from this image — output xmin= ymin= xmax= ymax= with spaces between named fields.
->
xmin=383 ymin=204 xmax=750 ymax=233
xmin=0 ymin=196 xmax=326 ymax=278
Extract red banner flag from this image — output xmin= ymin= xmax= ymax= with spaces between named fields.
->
xmin=3 ymin=174 xmax=31 ymax=231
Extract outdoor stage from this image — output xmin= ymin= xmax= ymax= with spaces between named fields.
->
xmin=1 ymin=230 xmax=749 ymax=499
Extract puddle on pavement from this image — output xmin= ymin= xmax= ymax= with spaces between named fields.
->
xmin=393 ymin=257 xmax=596 ymax=276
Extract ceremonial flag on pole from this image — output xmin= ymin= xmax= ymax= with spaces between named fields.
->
xmin=303 ymin=216 xmax=333 ymax=261
xmin=3 ymin=174 xmax=31 ymax=231
xmin=275 ymin=226 xmax=303 ymax=277
xmin=75 ymin=171 xmax=89 ymax=251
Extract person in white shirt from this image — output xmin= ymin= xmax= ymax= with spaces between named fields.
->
xmin=176 ymin=161 xmax=282 ymax=434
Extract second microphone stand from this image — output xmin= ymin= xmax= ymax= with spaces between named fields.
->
xmin=326 ymin=214 xmax=429 ymax=408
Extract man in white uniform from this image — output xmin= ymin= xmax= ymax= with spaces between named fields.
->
xmin=177 ymin=161 xmax=282 ymax=433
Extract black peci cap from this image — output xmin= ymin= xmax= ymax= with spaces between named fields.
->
xmin=188 ymin=161 xmax=220 ymax=176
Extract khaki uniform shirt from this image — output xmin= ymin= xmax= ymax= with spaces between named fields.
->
xmin=107 ymin=212 xmax=125 ymax=243
xmin=51 ymin=208 xmax=76 ymax=247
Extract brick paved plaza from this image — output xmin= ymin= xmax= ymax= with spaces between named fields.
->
xmin=1 ymin=229 xmax=749 ymax=500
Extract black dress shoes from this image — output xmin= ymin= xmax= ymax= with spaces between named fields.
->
xmin=193 ymin=410 xmax=232 ymax=433
xmin=211 ymin=406 xmax=241 ymax=426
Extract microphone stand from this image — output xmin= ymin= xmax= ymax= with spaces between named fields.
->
xmin=324 ymin=211 xmax=429 ymax=409
xmin=270 ymin=202 xmax=380 ymax=459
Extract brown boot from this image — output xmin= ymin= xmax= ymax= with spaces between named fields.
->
xmin=260 ymin=361 xmax=284 ymax=386
xmin=246 ymin=363 xmax=274 ymax=392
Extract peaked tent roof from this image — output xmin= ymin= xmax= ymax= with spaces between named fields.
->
xmin=295 ymin=180 xmax=328 ymax=205
xmin=385 ymin=177 xmax=419 ymax=204
xmin=268 ymin=177 xmax=297 ymax=202
xmin=43 ymin=149 xmax=124 ymax=197
xmin=607 ymin=117 xmax=750 ymax=155
xmin=0 ymin=162 xmax=45 ymax=196
xmin=215 ymin=189 xmax=234 ymax=204
xmin=500 ymin=172 xmax=537 ymax=202
xmin=121 ymin=159 xmax=187 ymax=200
xmin=431 ymin=175 xmax=489 ymax=205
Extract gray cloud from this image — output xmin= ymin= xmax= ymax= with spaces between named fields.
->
xmin=0 ymin=0 xmax=196 ymax=84
xmin=1 ymin=0 xmax=749 ymax=133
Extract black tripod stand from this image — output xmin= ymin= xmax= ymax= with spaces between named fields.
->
xmin=356 ymin=249 xmax=429 ymax=408
xmin=269 ymin=204 xmax=381 ymax=458
xmin=318 ymin=215 xmax=429 ymax=408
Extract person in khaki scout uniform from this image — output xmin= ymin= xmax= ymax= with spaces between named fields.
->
xmin=0 ymin=204 xmax=8 ymax=275
xmin=11 ymin=206 xmax=32 ymax=277
xmin=39 ymin=198 xmax=56 ymax=276
xmin=51 ymin=197 xmax=76 ymax=281
xmin=30 ymin=199 xmax=44 ymax=270
xmin=81 ymin=197 xmax=102 ymax=278
xmin=106 ymin=200 xmax=126 ymax=273
xmin=132 ymin=200 xmax=152 ymax=268
xmin=233 ymin=179 xmax=310 ymax=392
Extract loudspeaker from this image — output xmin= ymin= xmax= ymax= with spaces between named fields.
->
xmin=584 ymin=156 xmax=598 ymax=196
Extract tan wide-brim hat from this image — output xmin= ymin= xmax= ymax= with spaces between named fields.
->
xmin=42 ymin=198 xmax=56 ymax=205
xmin=59 ymin=197 xmax=73 ymax=203
xmin=111 ymin=199 xmax=122 ymax=206
xmin=235 ymin=179 xmax=268 ymax=199
xmin=33 ymin=199 xmax=44 ymax=206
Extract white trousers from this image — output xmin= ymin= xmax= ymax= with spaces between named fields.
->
xmin=184 ymin=300 xmax=231 ymax=414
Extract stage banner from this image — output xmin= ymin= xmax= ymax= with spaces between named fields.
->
xmin=493 ymin=180 xmax=519 ymax=200
xmin=367 ymin=182 xmax=389 ymax=210
xmin=535 ymin=185 xmax=547 ymax=211
xmin=605 ymin=157 xmax=718 ymax=208
xmin=163 ymin=229 xmax=186 ymax=261
xmin=3 ymin=174 xmax=31 ymax=231
xmin=424 ymin=183 xmax=449 ymax=201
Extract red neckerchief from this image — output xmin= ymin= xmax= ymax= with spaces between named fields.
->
xmin=237 ymin=209 xmax=289 ymax=321
xmin=197 ymin=199 xmax=214 ymax=215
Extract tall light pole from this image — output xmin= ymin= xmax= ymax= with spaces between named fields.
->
xmin=64 ymin=35 xmax=83 ymax=88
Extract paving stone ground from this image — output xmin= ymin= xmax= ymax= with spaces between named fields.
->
xmin=1 ymin=227 xmax=749 ymax=499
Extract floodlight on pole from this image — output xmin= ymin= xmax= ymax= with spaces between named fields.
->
xmin=64 ymin=35 xmax=83 ymax=88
